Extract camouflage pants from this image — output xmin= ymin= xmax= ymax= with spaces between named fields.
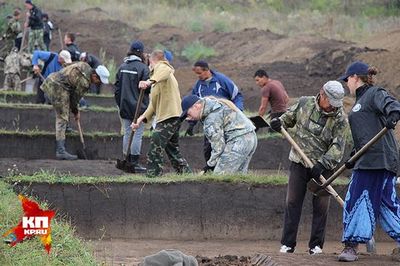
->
xmin=3 ymin=73 xmax=21 ymax=91
xmin=213 ymin=131 xmax=257 ymax=174
xmin=147 ymin=117 xmax=192 ymax=177
xmin=42 ymin=82 xmax=70 ymax=141
xmin=28 ymin=29 xmax=46 ymax=54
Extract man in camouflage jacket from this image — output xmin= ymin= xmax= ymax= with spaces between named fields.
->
xmin=3 ymin=47 xmax=31 ymax=91
xmin=270 ymin=81 xmax=349 ymax=255
xmin=0 ymin=9 xmax=22 ymax=59
xmin=181 ymin=95 xmax=257 ymax=174
xmin=41 ymin=62 xmax=109 ymax=160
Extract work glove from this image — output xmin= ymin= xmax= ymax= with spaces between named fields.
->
xmin=345 ymin=160 xmax=355 ymax=169
xmin=386 ymin=111 xmax=400 ymax=129
xmin=185 ymin=124 xmax=194 ymax=136
xmin=310 ymin=162 xmax=326 ymax=180
xmin=344 ymin=149 xmax=356 ymax=169
xmin=270 ymin=118 xmax=282 ymax=132
xmin=203 ymin=165 xmax=215 ymax=173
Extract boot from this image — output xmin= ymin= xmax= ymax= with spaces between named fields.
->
xmin=130 ymin=155 xmax=147 ymax=173
xmin=56 ymin=140 xmax=78 ymax=160
xmin=338 ymin=243 xmax=358 ymax=262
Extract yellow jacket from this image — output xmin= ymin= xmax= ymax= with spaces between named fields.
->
xmin=143 ymin=60 xmax=182 ymax=123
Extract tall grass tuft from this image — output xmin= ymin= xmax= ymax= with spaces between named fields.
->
xmin=99 ymin=48 xmax=117 ymax=84
xmin=182 ymin=41 xmax=216 ymax=62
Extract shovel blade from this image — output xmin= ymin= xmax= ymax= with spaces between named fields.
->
xmin=307 ymin=179 xmax=331 ymax=197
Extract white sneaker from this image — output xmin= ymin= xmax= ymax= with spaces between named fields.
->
xmin=309 ymin=245 xmax=323 ymax=255
xmin=280 ymin=245 xmax=294 ymax=253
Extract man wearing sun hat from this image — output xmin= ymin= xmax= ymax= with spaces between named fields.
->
xmin=270 ymin=80 xmax=350 ymax=255
xmin=41 ymin=62 xmax=109 ymax=160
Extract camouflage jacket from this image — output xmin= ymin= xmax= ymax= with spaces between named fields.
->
xmin=280 ymin=95 xmax=349 ymax=170
xmin=42 ymin=62 xmax=92 ymax=112
xmin=5 ymin=18 xmax=21 ymax=39
xmin=201 ymin=97 xmax=256 ymax=167
xmin=4 ymin=50 xmax=32 ymax=75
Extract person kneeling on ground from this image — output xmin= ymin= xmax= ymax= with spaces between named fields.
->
xmin=270 ymin=80 xmax=349 ymax=255
xmin=41 ymin=62 xmax=109 ymax=160
xmin=181 ymin=95 xmax=257 ymax=174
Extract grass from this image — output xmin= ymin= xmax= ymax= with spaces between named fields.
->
xmin=0 ymin=181 xmax=97 ymax=265
xmin=5 ymin=170 xmax=290 ymax=185
xmin=0 ymin=91 xmax=113 ymax=98
xmin=181 ymin=41 xmax=217 ymax=62
xmin=0 ymin=102 xmax=118 ymax=113
xmin=4 ymin=169 xmax=350 ymax=186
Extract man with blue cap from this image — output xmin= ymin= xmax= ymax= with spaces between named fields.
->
xmin=115 ymin=40 xmax=149 ymax=172
xmin=181 ymin=94 xmax=257 ymax=174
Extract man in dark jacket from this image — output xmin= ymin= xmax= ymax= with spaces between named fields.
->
xmin=64 ymin=32 xmax=81 ymax=62
xmin=80 ymin=52 xmax=102 ymax=93
xmin=24 ymin=0 xmax=46 ymax=53
xmin=114 ymin=41 xmax=150 ymax=172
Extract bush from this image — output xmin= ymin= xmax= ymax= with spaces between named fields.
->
xmin=213 ymin=19 xmax=230 ymax=32
xmin=99 ymin=48 xmax=117 ymax=84
xmin=0 ymin=3 xmax=13 ymax=34
xmin=181 ymin=41 xmax=216 ymax=62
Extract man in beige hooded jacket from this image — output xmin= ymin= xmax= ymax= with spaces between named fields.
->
xmin=132 ymin=50 xmax=191 ymax=177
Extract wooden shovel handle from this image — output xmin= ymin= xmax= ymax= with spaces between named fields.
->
xmin=280 ymin=127 xmax=344 ymax=206
xmin=319 ymin=127 xmax=388 ymax=191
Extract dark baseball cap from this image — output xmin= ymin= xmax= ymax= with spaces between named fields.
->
xmin=180 ymin=95 xmax=200 ymax=119
xmin=338 ymin=61 xmax=369 ymax=82
xmin=130 ymin=40 xmax=144 ymax=53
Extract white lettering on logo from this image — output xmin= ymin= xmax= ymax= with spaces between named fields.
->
xmin=22 ymin=217 xmax=49 ymax=229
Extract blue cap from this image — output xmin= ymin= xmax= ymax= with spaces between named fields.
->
xmin=130 ymin=41 xmax=144 ymax=53
xmin=164 ymin=49 xmax=173 ymax=63
xmin=338 ymin=61 xmax=369 ymax=82
xmin=180 ymin=95 xmax=200 ymax=119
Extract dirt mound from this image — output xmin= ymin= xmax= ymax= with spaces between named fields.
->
xmin=7 ymin=7 xmax=397 ymax=110
xmin=354 ymin=29 xmax=400 ymax=97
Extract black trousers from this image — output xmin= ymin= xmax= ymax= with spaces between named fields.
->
xmin=203 ymin=137 xmax=212 ymax=163
xmin=280 ymin=162 xmax=331 ymax=249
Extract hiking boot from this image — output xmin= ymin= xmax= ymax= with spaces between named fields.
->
xmin=392 ymin=247 xmax=400 ymax=262
xmin=309 ymin=245 xmax=323 ymax=255
xmin=338 ymin=245 xmax=358 ymax=262
xmin=279 ymin=245 xmax=295 ymax=253
xmin=130 ymin=155 xmax=147 ymax=173
xmin=56 ymin=140 xmax=78 ymax=160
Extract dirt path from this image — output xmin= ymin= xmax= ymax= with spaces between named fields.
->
xmin=91 ymin=239 xmax=398 ymax=265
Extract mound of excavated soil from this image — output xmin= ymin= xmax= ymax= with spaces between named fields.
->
xmin=3 ymin=7 xmax=399 ymax=111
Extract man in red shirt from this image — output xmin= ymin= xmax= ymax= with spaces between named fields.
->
xmin=254 ymin=69 xmax=289 ymax=119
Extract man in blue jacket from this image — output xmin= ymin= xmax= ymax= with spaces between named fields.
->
xmin=187 ymin=60 xmax=244 ymax=168
xmin=32 ymin=49 xmax=71 ymax=103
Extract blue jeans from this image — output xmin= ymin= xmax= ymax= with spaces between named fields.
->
xmin=122 ymin=118 xmax=144 ymax=156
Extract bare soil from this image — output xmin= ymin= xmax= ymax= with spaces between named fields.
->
xmin=43 ymin=8 xmax=400 ymax=111
xmin=92 ymin=239 xmax=399 ymax=266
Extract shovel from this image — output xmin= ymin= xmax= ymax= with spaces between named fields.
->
xmin=307 ymin=127 xmax=388 ymax=196
xmin=280 ymin=127 xmax=345 ymax=206
xmin=76 ymin=118 xmax=88 ymax=160
xmin=116 ymin=89 xmax=145 ymax=173
xmin=280 ymin=126 xmax=379 ymax=253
